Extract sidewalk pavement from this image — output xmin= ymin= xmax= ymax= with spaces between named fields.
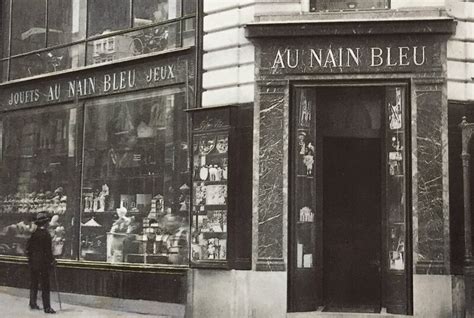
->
xmin=0 ymin=292 xmax=170 ymax=318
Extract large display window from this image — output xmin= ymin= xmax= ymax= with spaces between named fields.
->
xmin=0 ymin=105 xmax=78 ymax=259
xmin=80 ymin=89 xmax=190 ymax=265
xmin=0 ymin=0 xmax=196 ymax=81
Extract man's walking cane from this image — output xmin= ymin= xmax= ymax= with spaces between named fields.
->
xmin=53 ymin=263 xmax=62 ymax=311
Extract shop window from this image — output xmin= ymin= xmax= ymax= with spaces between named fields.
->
xmin=183 ymin=0 xmax=196 ymax=16
xmin=0 ymin=106 xmax=78 ymax=260
xmin=47 ymin=0 xmax=86 ymax=47
xmin=10 ymin=0 xmax=47 ymax=55
xmin=80 ymin=89 xmax=190 ymax=265
xmin=1 ymin=0 xmax=10 ymax=59
xmin=86 ymin=22 xmax=180 ymax=65
xmin=134 ymin=0 xmax=179 ymax=26
xmin=9 ymin=44 xmax=85 ymax=80
xmin=87 ymin=0 xmax=131 ymax=37
xmin=310 ymin=0 xmax=389 ymax=11
xmin=0 ymin=60 xmax=7 ymax=82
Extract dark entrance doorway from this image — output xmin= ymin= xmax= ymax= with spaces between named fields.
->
xmin=288 ymin=85 xmax=411 ymax=314
xmin=323 ymin=137 xmax=382 ymax=312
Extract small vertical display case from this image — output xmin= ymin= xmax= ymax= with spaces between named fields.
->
xmin=188 ymin=105 xmax=252 ymax=269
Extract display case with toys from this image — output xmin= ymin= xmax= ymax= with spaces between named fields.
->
xmin=187 ymin=105 xmax=253 ymax=269
xmin=0 ymin=187 xmax=69 ymax=256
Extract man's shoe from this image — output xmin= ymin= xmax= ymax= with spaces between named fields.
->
xmin=29 ymin=304 xmax=40 ymax=310
xmin=44 ymin=308 xmax=56 ymax=314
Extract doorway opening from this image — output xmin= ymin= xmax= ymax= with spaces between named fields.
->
xmin=320 ymin=87 xmax=383 ymax=313
xmin=323 ymin=137 xmax=381 ymax=312
xmin=289 ymin=85 xmax=411 ymax=314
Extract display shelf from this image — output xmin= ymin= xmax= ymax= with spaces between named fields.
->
xmin=82 ymin=210 xmax=144 ymax=217
xmin=193 ymin=205 xmax=227 ymax=211
xmin=85 ymin=175 xmax=162 ymax=182
xmin=82 ymin=211 xmax=116 ymax=215
xmin=192 ymin=180 xmax=227 ymax=185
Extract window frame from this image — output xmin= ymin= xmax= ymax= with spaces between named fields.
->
xmin=0 ymin=0 xmax=196 ymax=82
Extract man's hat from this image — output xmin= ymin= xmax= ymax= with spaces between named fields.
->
xmin=34 ymin=212 xmax=51 ymax=225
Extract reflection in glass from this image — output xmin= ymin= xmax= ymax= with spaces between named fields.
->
xmin=182 ymin=18 xmax=195 ymax=47
xmin=87 ymin=0 xmax=131 ymax=36
xmin=183 ymin=0 xmax=196 ymax=16
xmin=134 ymin=0 xmax=181 ymax=27
xmin=1 ymin=0 xmax=11 ymax=59
xmin=87 ymin=23 xmax=179 ymax=66
xmin=11 ymin=0 xmax=47 ymax=55
xmin=0 ymin=106 xmax=77 ymax=259
xmin=81 ymin=89 xmax=189 ymax=265
xmin=48 ymin=0 xmax=87 ymax=46
xmin=10 ymin=44 xmax=85 ymax=80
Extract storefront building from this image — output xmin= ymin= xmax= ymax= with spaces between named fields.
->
xmin=0 ymin=0 xmax=473 ymax=317
xmin=190 ymin=0 xmax=468 ymax=318
xmin=0 ymin=1 xmax=207 ymax=316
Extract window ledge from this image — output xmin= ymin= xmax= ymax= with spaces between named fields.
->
xmin=0 ymin=255 xmax=189 ymax=273
xmin=246 ymin=14 xmax=456 ymax=38
xmin=254 ymin=7 xmax=450 ymax=23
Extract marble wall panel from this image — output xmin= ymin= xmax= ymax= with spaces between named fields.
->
xmin=256 ymin=85 xmax=286 ymax=270
xmin=416 ymin=88 xmax=446 ymax=271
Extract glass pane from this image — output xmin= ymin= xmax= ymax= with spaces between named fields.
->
xmin=182 ymin=17 xmax=195 ymax=47
xmin=0 ymin=60 xmax=8 ymax=82
xmin=11 ymin=0 xmax=46 ymax=55
xmin=386 ymin=86 xmax=406 ymax=271
xmin=191 ymin=132 xmax=229 ymax=261
xmin=81 ymin=89 xmax=189 ymax=265
xmin=48 ymin=0 xmax=87 ymax=46
xmin=0 ymin=106 xmax=78 ymax=259
xmin=87 ymin=0 xmax=131 ymax=37
xmin=294 ymin=89 xmax=316 ymax=269
xmin=1 ymin=0 xmax=11 ymax=58
xmin=87 ymin=22 xmax=180 ymax=66
xmin=10 ymin=44 xmax=85 ymax=80
xmin=134 ymin=0 xmax=181 ymax=27
xmin=313 ymin=0 xmax=388 ymax=11
xmin=183 ymin=0 xmax=196 ymax=16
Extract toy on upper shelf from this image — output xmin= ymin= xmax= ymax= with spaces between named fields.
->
xmin=93 ymin=184 xmax=109 ymax=212
xmin=148 ymin=194 xmax=164 ymax=220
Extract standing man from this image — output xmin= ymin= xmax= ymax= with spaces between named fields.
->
xmin=26 ymin=212 xmax=56 ymax=314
